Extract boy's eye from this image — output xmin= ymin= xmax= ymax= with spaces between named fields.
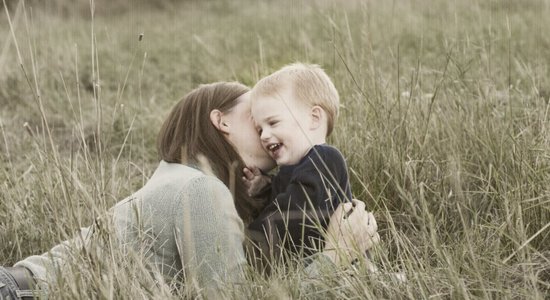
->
xmin=268 ymin=120 xmax=278 ymax=126
xmin=257 ymin=128 xmax=263 ymax=135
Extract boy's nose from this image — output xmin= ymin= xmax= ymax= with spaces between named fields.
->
xmin=260 ymin=129 xmax=270 ymax=140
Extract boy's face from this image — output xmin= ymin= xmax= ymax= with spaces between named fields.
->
xmin=251 ymin=87 xmax=314 ymax=166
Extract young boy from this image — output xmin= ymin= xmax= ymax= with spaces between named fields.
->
xmin=244 ymin=63 xmax=354 ymax=259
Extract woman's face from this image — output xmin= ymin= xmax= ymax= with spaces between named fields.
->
xmin=224 ymin=92 xmax=276 ymax=171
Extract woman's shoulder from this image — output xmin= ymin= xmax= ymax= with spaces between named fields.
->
xmin=161 ymin=165 xmax=235 ymax=215
xmin=153 ymin=161 xmax=229 ymax=195
xmin=147 ymin=161 xmax=217 ymax=188
xmin=118 ymin=161 xmax=230 ymax=208
xmin=115 ymin=161 xmax=231 ymax=215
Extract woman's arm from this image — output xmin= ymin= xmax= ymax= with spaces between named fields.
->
xmin=320 ymin=199 xmax=379 ymax=266
xmin=300 ymin=199 xmax=379 ymax=278
xmin=173 ymin=176 xmax=247 ymax=295
xmin=13 ymin=227 xmax=92 ymax=291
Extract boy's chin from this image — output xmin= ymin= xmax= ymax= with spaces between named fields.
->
xmin=276 ymin=158 xmax=297 ymax=166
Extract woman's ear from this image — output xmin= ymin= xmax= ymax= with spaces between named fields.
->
xmin=310 ymin=106 xmax=324 ymax=130
xmin=210 ymin=109 xmax=230 ymax=134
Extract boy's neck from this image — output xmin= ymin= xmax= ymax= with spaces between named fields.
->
xmin=308 ymin=132 xmax=327 ymax=146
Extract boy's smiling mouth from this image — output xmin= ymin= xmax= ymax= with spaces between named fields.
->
xmin=266 ymin=143 xmax=283 ymax=158
xmin=267 ymin=143 xmax=282 ymax=151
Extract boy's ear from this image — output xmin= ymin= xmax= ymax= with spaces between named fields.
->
xmin=310 ymin=106 xmax=324 ymax=130
xmin=210 ymin=109 xmax=230 ymax=134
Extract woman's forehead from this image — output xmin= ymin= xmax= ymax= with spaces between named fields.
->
xmin=235 ymin=92 xmax=252 ymax=112
xmin=227 ymin=92 xmax=254 ymax=122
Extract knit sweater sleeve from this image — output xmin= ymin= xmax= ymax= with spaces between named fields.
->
xmin=172 ymin=175 xmax=246 ymax=295
xmin=13 ymin=227 xmax=92 ymax=291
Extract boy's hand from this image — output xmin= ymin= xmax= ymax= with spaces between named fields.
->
xmin=242 ymin=167 xmax=271 ymax=197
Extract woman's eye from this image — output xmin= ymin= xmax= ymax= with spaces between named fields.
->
xmin=269 ymin=121 xmax=278 ymax=126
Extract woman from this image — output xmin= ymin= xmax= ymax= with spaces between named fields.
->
xmin=0 ymin=82 xmax=379 ymax=298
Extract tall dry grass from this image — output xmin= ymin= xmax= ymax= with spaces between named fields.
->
xmin=1 ymin=0 xmax=549 ymax=298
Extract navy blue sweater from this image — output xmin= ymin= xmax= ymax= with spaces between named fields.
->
xmin=247 ymin=144 xmax=352 ymax=258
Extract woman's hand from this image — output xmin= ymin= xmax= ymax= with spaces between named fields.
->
xmin=322 ymin=199 xmax=380 ymax=266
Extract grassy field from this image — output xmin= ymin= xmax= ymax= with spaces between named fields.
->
xmin=1 ymin=0 xmax=549 ymax=298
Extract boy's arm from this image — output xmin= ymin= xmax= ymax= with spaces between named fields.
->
xmin=242 ymin=167 xmax=272 ymax=197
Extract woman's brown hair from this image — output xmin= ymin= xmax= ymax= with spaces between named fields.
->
xmin=157 ymin=82 xmax=264 ymax=225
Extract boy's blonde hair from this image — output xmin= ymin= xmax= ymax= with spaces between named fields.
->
xmin=251 ymin=63 xmax=340 ymax=136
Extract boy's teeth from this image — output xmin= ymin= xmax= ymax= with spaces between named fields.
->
xmin=268 ymin=143 xmax=281 ymax=151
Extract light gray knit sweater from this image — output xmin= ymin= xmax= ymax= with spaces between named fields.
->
xmin=15 ymin=161 xmax=247 ymax=293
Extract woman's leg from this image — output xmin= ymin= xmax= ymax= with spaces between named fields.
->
xmin=0 ymin=267 xmax=20 ymax=299
xmin=0 ymin=266 xmax=36 ymax=299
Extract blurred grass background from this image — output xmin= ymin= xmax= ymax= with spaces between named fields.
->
xmin=1 ymin=0 xmax=549 ymax=298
